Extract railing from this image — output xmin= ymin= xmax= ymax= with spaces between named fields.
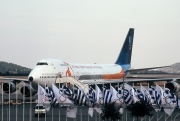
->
xmin=1 ymin=82 xmax=180 ymax=121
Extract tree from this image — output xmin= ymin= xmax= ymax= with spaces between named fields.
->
xmin=101 ymin=102 xmax=122 ymax=121
xmin=127 ymin=101 xmax=153 ymax=121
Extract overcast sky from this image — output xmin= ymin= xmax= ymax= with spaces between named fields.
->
xmin=0 ymin=0 xmax=180 ymax=69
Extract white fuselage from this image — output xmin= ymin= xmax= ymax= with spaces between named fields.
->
xmin=28 ymin=59 xmax=125 ymax=89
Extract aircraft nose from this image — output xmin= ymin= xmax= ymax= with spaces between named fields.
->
xmin=29 ymin=76 xmax=33 ymax=82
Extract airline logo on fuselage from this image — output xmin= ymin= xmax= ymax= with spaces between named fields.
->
xmin=60 ymin=61 xmax=69 ymax=66
xmin=71 ymin=65 xmax=102 ymax=69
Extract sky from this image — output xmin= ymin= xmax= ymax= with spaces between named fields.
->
xmin=0 ymin=0 xmax=180 ymax=69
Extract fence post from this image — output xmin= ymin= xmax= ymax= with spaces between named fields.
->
xmin=1 ymin=83 xmax=3 ymax=121
xmin=173 ymin=113 xmax=179 ymax=121
xmin=23 ymin=82 xmax=25 ymax=121
xmin=9 ymin=82 xmax=10 ymax=121
xmin=16 ymin=82 xmax=18 ymax=121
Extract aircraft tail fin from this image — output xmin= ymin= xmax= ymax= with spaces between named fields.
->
xmin=115 ymin=28 xmax=134 ymax=71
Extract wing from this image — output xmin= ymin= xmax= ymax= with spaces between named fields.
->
xmin=80 ymin=78 xmax=179 ymax=84
xmin=58 ymin=76 xmax=177 ymax=85
xmin=57 ymin=76 xmax=180 ymax=94
xmin=80 ymin=78 xmax=180 ymax=94
xmin=0 ymin=77 xmax=37 ymax=97
xmin=128 ymin=66 xmax=170 ymax=72
xmin=126 ymin=73 xmax=180 ymax=79
xmin=0 ymin=77 xmax=29 ymax=83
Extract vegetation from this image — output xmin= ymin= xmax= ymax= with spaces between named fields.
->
xmin=101 ymin=102 xmax=122 ymax=121
xmin=127 ymin=102 xmax=153 ymax=121
xmin=0 ymin=61 xmax=31 ymax=74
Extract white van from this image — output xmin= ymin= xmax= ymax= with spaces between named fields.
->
xmin=34 ymin=104 xmax=47 ymax=117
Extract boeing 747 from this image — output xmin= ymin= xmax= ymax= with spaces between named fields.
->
xmin=1 ymin=28 xmax=179 ymax=97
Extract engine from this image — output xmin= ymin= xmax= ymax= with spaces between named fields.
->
xmin=3 ymin=82 xmax=16 ymax=93
xmin=20 ymin=84 xmax=37 ymax=97
xmin=165 ymin=81 xmax=180 ymax=93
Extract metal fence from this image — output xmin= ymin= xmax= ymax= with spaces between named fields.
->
xmin=0 ymin=83 xmax=180 ymax=121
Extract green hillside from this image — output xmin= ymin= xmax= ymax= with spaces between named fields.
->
xmin=0 ymin=61 xmax=31 ymax=74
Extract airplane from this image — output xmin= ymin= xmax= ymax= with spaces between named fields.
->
xmin=1 ymin=28 xmax=180 ymax=98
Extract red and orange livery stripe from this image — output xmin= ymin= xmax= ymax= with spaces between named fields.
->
xmin=103 ymin=69 xmax=125 ymax=80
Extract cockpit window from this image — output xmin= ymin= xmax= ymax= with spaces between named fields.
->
xmin=36 ymin=62 xmax=48 ymax=65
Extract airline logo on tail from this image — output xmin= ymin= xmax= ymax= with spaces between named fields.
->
xmin=129 ymin=37 xmax=132 ymax=50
